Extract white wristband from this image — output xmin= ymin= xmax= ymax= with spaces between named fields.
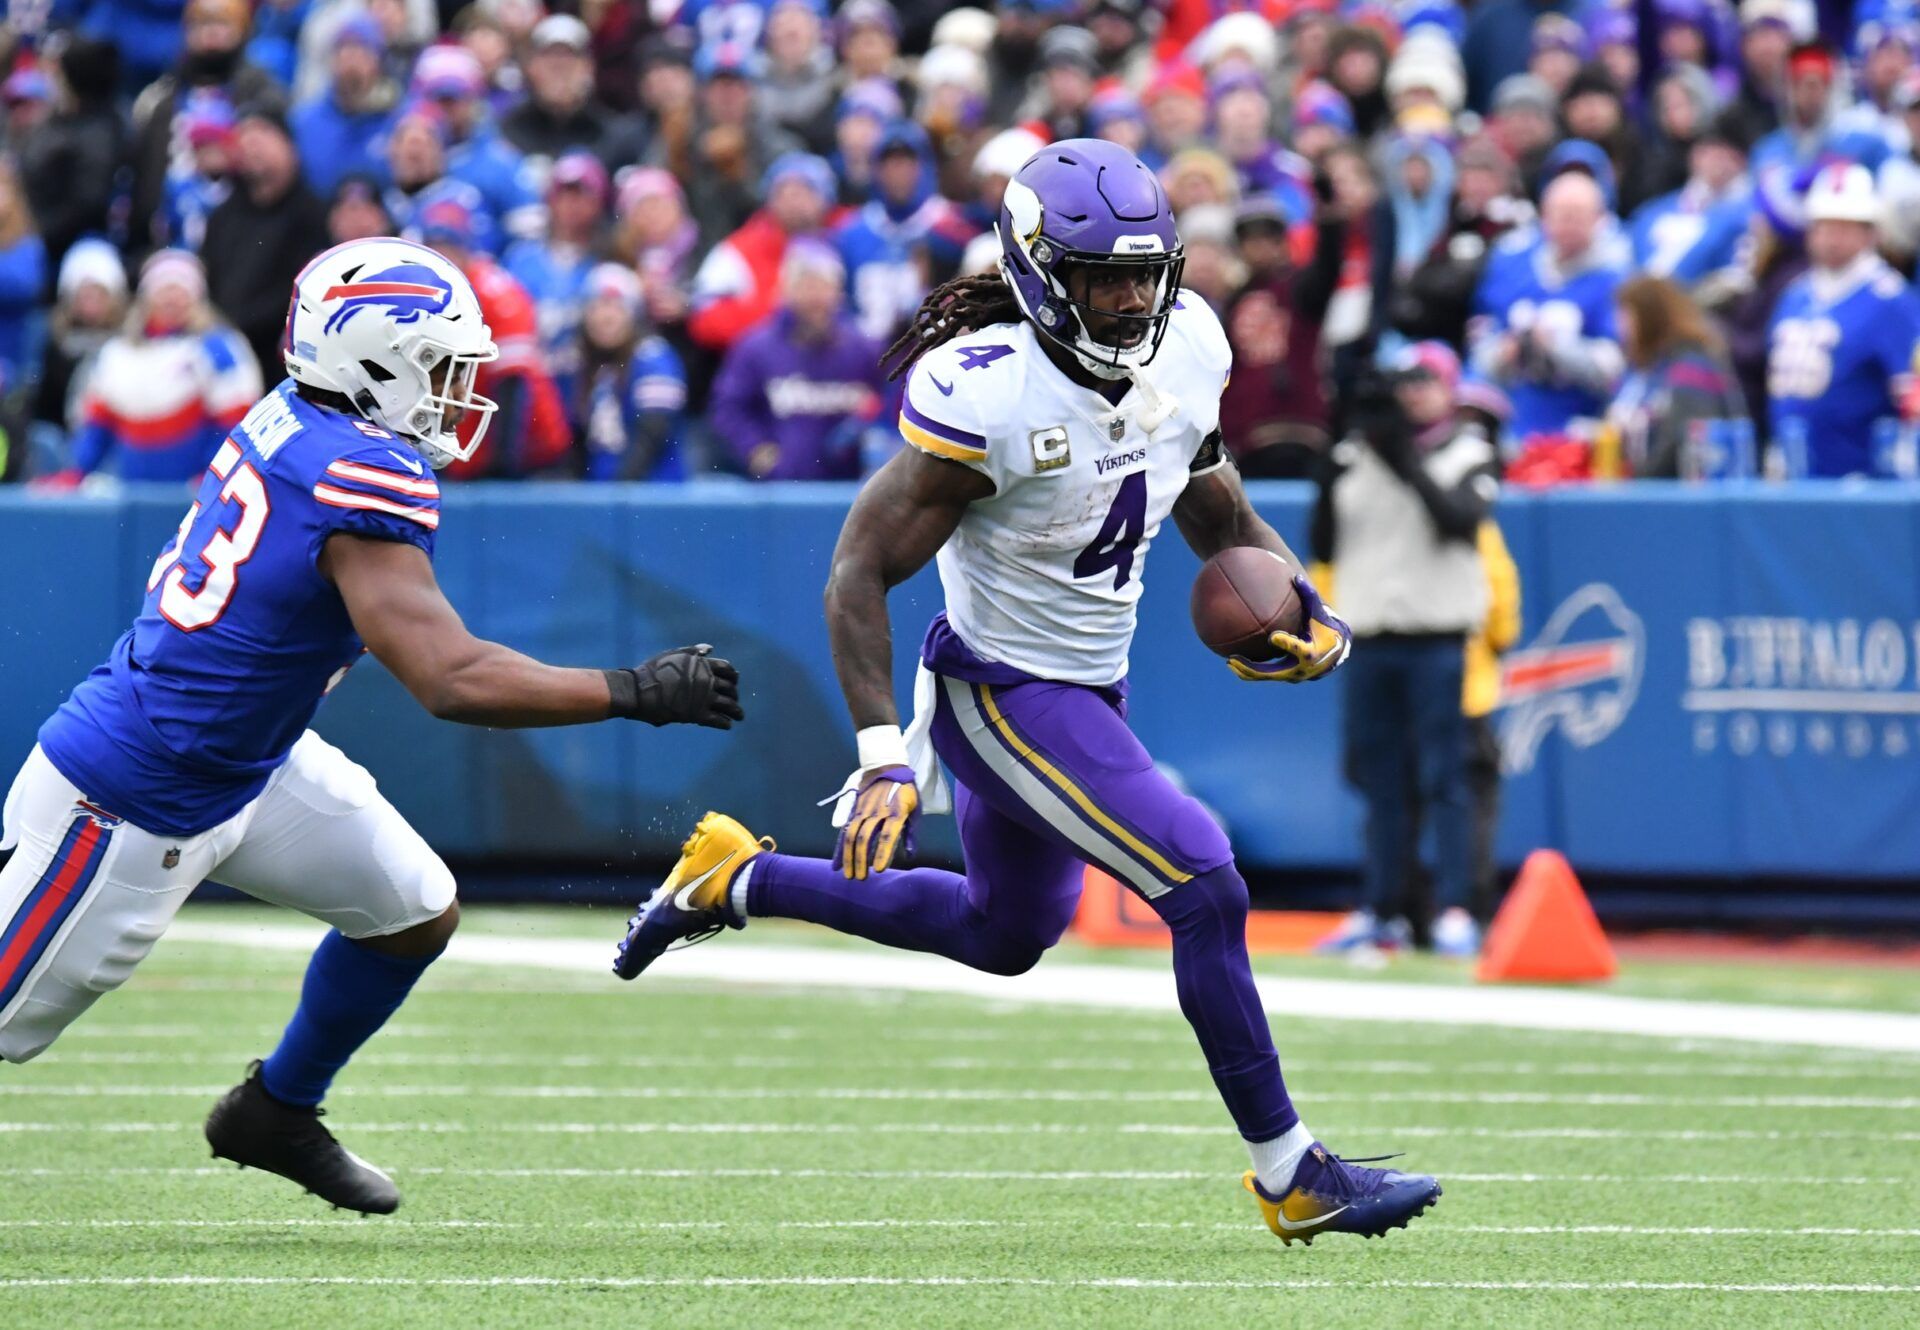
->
xmin=855 ymin=724 xmax=911 ymax=772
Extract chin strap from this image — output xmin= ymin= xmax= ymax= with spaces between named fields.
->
xmin=1129 ymin=364 xmax=1179 ymax=437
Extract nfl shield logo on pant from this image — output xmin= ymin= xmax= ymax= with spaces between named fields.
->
xmin=162 ymin=848 xmax=180 ymax=870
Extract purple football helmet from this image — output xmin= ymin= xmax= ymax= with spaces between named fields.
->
xmin=996 ymin=138 xmax=1185 ymax=379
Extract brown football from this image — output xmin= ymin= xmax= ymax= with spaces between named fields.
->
xmin=1190 ymin=547 xmax=1305 ymax=660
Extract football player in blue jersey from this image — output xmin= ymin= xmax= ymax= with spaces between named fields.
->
xmin=0 ymin=237 xmax=743 ymax=1214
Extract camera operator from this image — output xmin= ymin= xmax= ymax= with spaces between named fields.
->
xmin=1310 ymin=342 xmax=1501 ymax=958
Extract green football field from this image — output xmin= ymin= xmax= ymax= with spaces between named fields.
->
xmin=4 ymin=904 xmax=1919 ymax=1330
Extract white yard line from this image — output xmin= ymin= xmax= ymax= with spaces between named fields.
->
xmin=1 ymin=1217 xmax=1915 ymax=1239
xmin=0 ymin=1166 xmax=1883 ymax=1184
xmin=7 ymin=1120 xmax=1920 ymax=1145
xmin=6 ymin=1083 xmax=1917 ymax=1108
xmin=165 ymin=920 xmax=1920 ymax=1054
xmin=35 ymin=1050 xmax=1920 ymax=1080
xmin=1 ymin=1275 xmax=1916 ymax=1293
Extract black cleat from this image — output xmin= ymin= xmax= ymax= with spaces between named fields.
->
xmin=204 ymin=1061 xmax=400 ymax=1215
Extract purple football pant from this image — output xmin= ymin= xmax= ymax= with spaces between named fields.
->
xmin=750 ymin=673 xmax=1299 ymax=1143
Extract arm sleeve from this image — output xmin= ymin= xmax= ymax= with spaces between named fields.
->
xmin=310 ymin=440 xmax=442 ymax=555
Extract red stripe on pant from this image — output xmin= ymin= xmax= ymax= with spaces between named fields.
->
xmin=0 ymin=820 xmax=103 ymax=992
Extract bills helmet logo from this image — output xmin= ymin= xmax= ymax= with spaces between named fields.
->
xmin=320 ymin=262 xmax=454 ymax=334
xmin=1495 ymin=584 xmax=1644 ymax=775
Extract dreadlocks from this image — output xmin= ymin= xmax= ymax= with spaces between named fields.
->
xmin=881 ymin=272 xmax=1025 ymax=381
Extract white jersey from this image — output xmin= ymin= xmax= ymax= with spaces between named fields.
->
xmin=898 ymin=293 xmax=1231 ymax=686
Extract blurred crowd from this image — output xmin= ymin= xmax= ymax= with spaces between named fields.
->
xmin=3 ymin=0 xmax=1920 ymax=486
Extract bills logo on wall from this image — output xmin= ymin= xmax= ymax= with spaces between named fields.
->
xmin=1495 ymin=584 xmax=1644 ymax=776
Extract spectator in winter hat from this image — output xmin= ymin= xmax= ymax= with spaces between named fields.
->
xmin=202 ymin=107 xmax=330 ymax=380
xmin=687 ymin=152 xmax=835 ymax=353
xmin=1292 ymin=82 xmax=1355 ymax=165
xmin=834 ymin=119 xmax=975 ymax=339
xmin=1725 ymin=0 xmax=1799 ymax=146
xmin=1178 ymin=203 xmax=1242 ymax=313
xmin=709 ymin=237 xmax=888 ymax=481
xmin=1490 ymin=74 xmax=1561 ymax=197
xmin=1765 ymin=163 xmax=1920 ymax=477
xmin=1562 ymin=64 xmax=1657 ymax=216
xmin=1187 ymin=12 xmax=1282 ymax=79
xmin=1020 ymin=25 xmax=1100 ymax=142
xmin=1385 ymin=31 xmax=1466 ymax=118
xmin=384 ymin=102 xmax=450 ymax=217
xmin=1143 ymin=63 xmax=1209 ymax=165
xmin=915 ymin=44 xmax=989 ymax=134
xmin=1220 ymin=190 xmax=1347 ymax=476
xmin=760 ymin=0 xmax=839 ymax=155
xmin=662 ymin=43 xmax=805 ymax=246
xmin=635 ymin=31 xmax=698 ymax=149
xmin=1752 ymin=42 xmax=1894 ymax=194
xmin=570 ymin=262 xmax=689 ymax=481
xmin=1384 ymin=130 xmax=1457 ymax=282
xmin=3 ymin=68 xmax=50 ymax=149
xmin=292 ymin=16 xmax=401 ymax=195
xmin=149 ymin=89 xmax=235 ymax=253
xmin=1528 ymin=13 xmax=1585 ymax=98
xmin=966 ymin=125 xmax=1041 ymax=230
xmin=931 ymin=7 xmax=997 ymax=56
xmin=326 ymin=171 xmax=396 ymax=243
xmin=67 ymin=248 xmax=261 ymax=485
xmin=1210 ymin=72 xmax=1315 ymax=231
xmin=830 ymin=78 xmax=904 ymax=206
xmin=32 ymin=238 xmax=127 ymax=456
xmin=1839 ymin=22 xmax=1917 ymax=149
xmin=615 ymin=168 xmax=701 ymax=335
xmin=411 ymin=47 xmax=542 ymax=244
xmin=1161 ymin=145 xmax=1242 ymax=218
xmin=837 ymin=0 xmax=905 ymax=94
xmin=1585 ymin=6 xmax=1640 ymax=96
xmin=501 ymin=14 xmax=646 ymax=169
xmin=1388 ymin=136 xmax=1533 ymax=351
xmin=1088 ymin=89 xmax=1150 ymax=163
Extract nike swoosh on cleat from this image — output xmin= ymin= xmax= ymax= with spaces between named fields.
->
xmin=670 ymin=853 xmax=736 ymax=912
xmin=930 ymin=375 xmax=954 ymax=396
xmin=1273 ymin=1204 xmax=1350 ymax=1232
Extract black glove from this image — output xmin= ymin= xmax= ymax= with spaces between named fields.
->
xmin=605 ymin=644 xmax=744 ymax=729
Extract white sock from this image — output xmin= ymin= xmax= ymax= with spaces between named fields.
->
xmin=1247 ymin=1121 xmax=1315 ymax=1194
xmin=729 ymin=860 xmax=756 ymax=923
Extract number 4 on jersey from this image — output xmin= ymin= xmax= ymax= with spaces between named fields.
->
xmin=1073 ymin=471 xmax=1147 ymax=590
xmin=147 ymin=440 xmax=270 ymax=632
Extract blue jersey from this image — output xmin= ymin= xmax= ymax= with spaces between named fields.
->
xmin=37 ymin=383 xmax=443 ymax=837
xmin=580 ymin=337 xmax=688 ymax=481
xmin=1472 ymin=226 xmax=1628 ymax=439
xmin=834 ymin=196 xmax=975 ymax=342
xmin=1626 ymin=183 xmax=1751 ymax=286
xmin=1767 ymin=258 xmax=1920 ymax=477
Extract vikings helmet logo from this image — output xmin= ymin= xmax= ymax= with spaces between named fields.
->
xmin=320 ymin=262 xmax=454 ymax=334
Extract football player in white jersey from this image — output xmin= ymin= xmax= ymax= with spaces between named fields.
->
xmin=615 ymin=141 xmax=1442 ymax=1243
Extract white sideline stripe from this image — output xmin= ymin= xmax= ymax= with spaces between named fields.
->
xmin=3 ymin=1218 xmax=1916 ymax=1239
xmin=39 ymin=1051 xmax=1920 ymax=1081
xmin=2 ymin=1276 xmax=1916 ymax=1293
xmin=9 ymin=1083 xmax=1918 ymax=1108
xmin=0 ymin=1166 xmax=1881 ymax=1184
xmin=163 ymin=920 xmax=1920 ymax=1054
xmin=10 ymin=1121 xmax=1920 ymax=1145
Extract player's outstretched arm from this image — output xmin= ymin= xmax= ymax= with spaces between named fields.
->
xmin=823 ymin=447 xmax=993 ymax=729
xmin=324 ymin=534 xmax=743 ymax=729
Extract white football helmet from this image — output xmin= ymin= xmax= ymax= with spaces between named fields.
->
xmin=283 ymin=237 xmax=499 ymax=469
